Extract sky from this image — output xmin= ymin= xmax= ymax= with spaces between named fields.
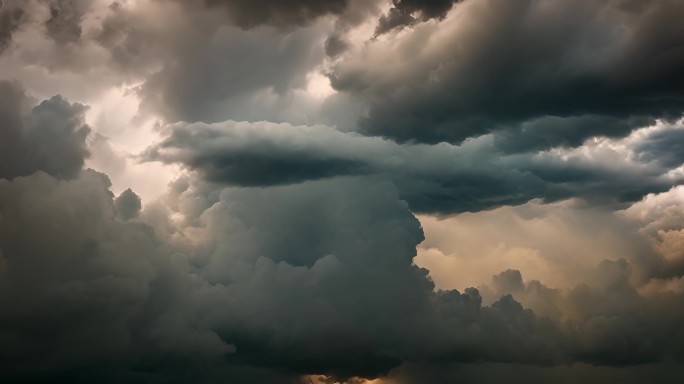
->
xmin=1 ymin=0 xmax=684 ymax=383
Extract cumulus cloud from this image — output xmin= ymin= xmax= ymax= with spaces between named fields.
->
xmin=0 ymin=166 xmax=568 ymax=382
xmin=374 ymin=0 xmax=461 ymax=36
xmin=0 ymin=0 xmax=26 ymax=52
xmin=7 ymin=136 xmax=682 ymax=381
xmin=634 ymin=128 xmax=684 ymax=168
xmin=138 ymin=174 xmax=576 ymax=379
xmin=0 ymin=0 xmax=93 ymax=49
xmin=44 ymin=0 xmax=93 ymax=44
xmin=0 ymin=170 xmax=234 ymax=382
xmin=483 ymin=262 xmax=684 ymax=365
xmin=114 ymin=187 xmax=142 ymax=220
xmin=0 ymin=80 xmax=90 ymax=180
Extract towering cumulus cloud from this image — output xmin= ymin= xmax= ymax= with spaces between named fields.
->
xmin=1 ymin=0 xmax=684 ymax=383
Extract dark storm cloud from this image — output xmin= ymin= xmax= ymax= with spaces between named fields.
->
xmin=3 ymin=2 xmax=684 ymax=383
xmin=3 ymin=133 xmax=684 ymax=382
xmin=139 ymin=175 xmax=684 ymax=379
xmin=0 ymin=0 xmax=26 ymax=52
xmin=332 ymin=0 xmax=684 ymax=147
xmin=144 ymin=121 xmax=683 ymax=214
xmin=142 ymin=122 xmax=371 ymax=186
xmin=1 ymin=0 xmax=359 ymax=127
xmin=634 ymin=128 xmax=684 ymax=168
xmin=492 ymin=115 xmax=654 ymax=154
xmin=142 ymin=175 xmax=571 ymax=379
xmin=374 ymin=0 xmax=461 ymax=36
xmin=483 ymin=263 xmax=684 ymax=365
xmin=44 ymin=0 xmax=92 ymax=44
xmin=0 ymin=171 xmax=234 ymax=382
xmin=114 ymin=188 xmax=142 ymax=220
xmin=0 ymin=0 xmax=91 ymax=50
xmin=324 ymin=34 xmax=348 ymax=58
xmin=0 ymin=168 xmax=570 ymax=382
xmin=0 ymin=81 xmax=90 ymax=180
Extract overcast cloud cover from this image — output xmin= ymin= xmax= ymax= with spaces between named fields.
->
xmin=1 ymin=0 xmax=684 ymax=383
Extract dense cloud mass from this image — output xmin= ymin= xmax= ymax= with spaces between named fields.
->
xmin=2 ymin=167 xmax=684 ymax=382
xmin=1 ymin=0 xmax=684 ymax=383
xmin=144 ymin=120 xmax=684 ymax=213
xmin=331 ymin=0 xmax=684 ymax=146
xmin=0 ymin=81 xmax=90 ymax=179
xmin=0 ymin=0 xmax=25 ymax=52
xmin=0 ymin=0 xmax=92 ymax=48
xmin=374 ymin=0 xmax=462 ymax=36
xmin=0 ymin=171 xmax=236 ymax=382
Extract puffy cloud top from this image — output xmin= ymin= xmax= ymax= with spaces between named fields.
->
xmin=0 ymin=81 xmax=90 ymax=180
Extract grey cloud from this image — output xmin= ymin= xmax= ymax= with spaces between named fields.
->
xmin=374 ymin=0 xmax=461 ymax=36
xmin=152 ymin=174 xmax=684 ymax=378
xmin=634 ymin=127 xmax=684 ymax=168
xmin=115 ymin=188 xmax=142 ymax=220
xmin=2 ymin=151 xmax=684 ymax=382
xmin=143 ymin=121 xmax=684 ymax=214
xmin=0 ymin=81 xmax=90 ymax=180
xmin=4 ymin=1 xmax=684 ymax=382
xmin=482 ymin=263 xmax=684 ymax=366
xmin=332 ymin=0 xmax=684 ymax=148
xmin=137 ymin=23 xmax=328 ymax=124
xmin=0 ymin=167 xmax=569 ymax=382
xmin=493 ymin=115 xmax=654 ymax=154
xmin=324 ymin=34 xmax=348 ymax=58
xmin=0 ymin=0 xmax=91 ymax=50
xmin=0 ymin=0 xmax=26 ymax=52
xmin=325 ymin=0 xmax=384 ymax=58
xmin=0 ymin=171 xmax=234 ymax=382
xmin=142 ymin=121 xmax=372 ymax=186
xmin=144 ymin=174 xmax=572 ymax=379
xmin=44 ymin=0 xmax=93 ymax=45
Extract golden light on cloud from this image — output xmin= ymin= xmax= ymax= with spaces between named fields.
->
xmin=305 ymin=375 xmax=396 ymax=384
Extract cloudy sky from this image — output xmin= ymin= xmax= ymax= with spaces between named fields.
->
xmin=1 ymin=0 xmax=684 ymax=382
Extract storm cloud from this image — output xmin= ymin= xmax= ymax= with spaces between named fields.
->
xmin=144 ymin=120 xmax=684 ymax=213
xmin=0 ymin=81 xmax=90 ymax=180
xmin=2 ymin=166 xmax=684 ymax=382
xmin=1 ymin=0 xmax=684 ymax=382
xmin=0 ymin=0 xmax=26 ymax=52
xmin=374 ymin=0 xmax=462 ymax=36
xmin=332 ymin=0 xmax=684 ymax=147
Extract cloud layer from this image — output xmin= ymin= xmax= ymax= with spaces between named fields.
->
xmin=144 ymin=119 xmax=684 ymax=213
